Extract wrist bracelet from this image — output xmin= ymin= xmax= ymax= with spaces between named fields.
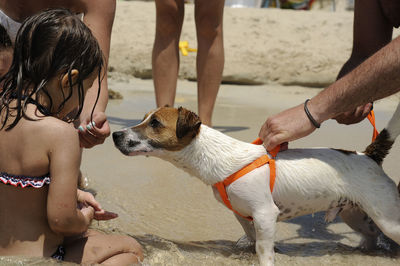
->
xmin=304 ymin=99 xmax=320 ymax=128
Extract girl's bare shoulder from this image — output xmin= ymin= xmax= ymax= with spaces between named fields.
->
xmin=28 ymin=117 xmax=80 ymax=150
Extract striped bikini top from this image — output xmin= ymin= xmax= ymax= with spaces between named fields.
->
xmin=0 ymin=172 xmax=50 ymax=188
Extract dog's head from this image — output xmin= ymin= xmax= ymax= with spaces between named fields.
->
xmin=112 ymin=106 xmax=202 ymax=156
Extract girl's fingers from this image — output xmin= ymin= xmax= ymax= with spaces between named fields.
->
xmin=78 ymin=130 xmax=97 ymax=148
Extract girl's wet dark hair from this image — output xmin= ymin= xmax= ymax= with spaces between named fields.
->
xmin=0 ymin=8 xmax=104 ymax=130
xmin=0 ymin=24 xmax=12 ymax=48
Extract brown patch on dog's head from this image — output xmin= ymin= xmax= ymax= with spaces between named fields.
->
xmin=176 ymin=107 xmax=201 ymax=139
xmin=131 ymin=106 xmax=201 ymax=152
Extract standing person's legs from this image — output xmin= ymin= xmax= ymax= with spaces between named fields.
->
xmin=337 ymin=0 xmax=396 ymax=232
xmin=195 ymin=0 xmax=225 ymax=126
xmin=152 ymin=0 xmax=185 ymax=108
xmin=333 ymin=0 xmax=393 ymax=124
xmin=337 ymin=0 xmax=393 ymax=79
xmin=63 ymin=229 xmax=143 ymax=265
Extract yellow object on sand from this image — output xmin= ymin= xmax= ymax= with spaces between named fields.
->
xmin=179 ymin=41 xmax=197 ymax=56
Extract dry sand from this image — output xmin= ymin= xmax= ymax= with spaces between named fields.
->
xmin=110 ymin=1 xmax=399 ymax=86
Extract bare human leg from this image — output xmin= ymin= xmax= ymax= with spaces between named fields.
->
xmin=195 ymin=0 xmax=225 ymax=126
xmin=152 ymin=0 xmax=185 ymax=108
xmin=337 ymin=0 xmax=393 ymax=79
xmin=63 ymin=229 xmax=143 ymax=265
xmin=337 ymin=0 xmax=395 ymax=236
xmin=334 ymin=0 xmax=393 ymax=124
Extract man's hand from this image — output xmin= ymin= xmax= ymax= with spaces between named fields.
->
xmin=77 ymin=189 xmax=118 ymax=221
xmin=78 ymin=111 xmax=110 ymax=148
xmin=259 ymin=103 xmax=318 ymax=150
xmin=333 ymin=103 xmax=373 ymax=125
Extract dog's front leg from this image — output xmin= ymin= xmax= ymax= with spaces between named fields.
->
xmin=253 ymin=205 xmax=280 ymax=266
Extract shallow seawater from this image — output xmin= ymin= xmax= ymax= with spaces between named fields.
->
xmin=3 ymin=81 xmax=400 ymax=265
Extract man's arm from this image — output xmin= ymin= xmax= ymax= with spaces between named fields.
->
xmin=78 ymin=0 xmax=116 ymax=148
xmin=259 ymin=35 xmax=400 ymax=150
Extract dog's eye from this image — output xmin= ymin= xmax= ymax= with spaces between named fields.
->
xmin=150 ymin=118 xmax=161 ymax=128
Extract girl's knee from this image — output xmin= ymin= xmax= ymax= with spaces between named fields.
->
xmin=121 ymin=236 xmax=144 ymax=261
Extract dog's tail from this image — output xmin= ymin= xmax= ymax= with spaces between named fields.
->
xmin=364 ymin=102 xmax=400 ymax=165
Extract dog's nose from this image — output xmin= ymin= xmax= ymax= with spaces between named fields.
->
xmin=112 ymin=131 xmax=124 ymax=143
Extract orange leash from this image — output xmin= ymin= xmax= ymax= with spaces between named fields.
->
xmin=213 ymin=139 xmax=278 ymax=221
xmin=367 ymin=110 xmax=379 ymax=142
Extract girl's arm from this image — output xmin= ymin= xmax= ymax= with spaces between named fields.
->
xmin=46 ymin=121 xmax=94 ymax=235
xmin=77 ymin=189 xmax=118 ymax=220
xmin=77 ymin=0 xmax=116 ymax=148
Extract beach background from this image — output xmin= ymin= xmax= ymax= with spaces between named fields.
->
xmin=3 ymin=0 xmax=400 ymax=265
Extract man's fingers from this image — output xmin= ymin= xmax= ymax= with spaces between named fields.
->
xmin=333 ymin=103 xmax=373 ymax=125
xmin=264 ymin=134 xmax=282 ymax=151
xmin=362 ymin=103 xmax=373 ymax=117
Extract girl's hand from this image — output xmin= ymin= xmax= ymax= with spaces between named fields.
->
xmin=77 ymin=189 xmax=118 ymax=221
xmin=78 ymin=204 xmax=95 ymax=226
xmin=78 ymin=111 xmax=110 ymax=148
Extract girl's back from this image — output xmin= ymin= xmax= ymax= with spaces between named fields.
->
xmin=0 ymin=105 xmax=71 ymax=256
xmin=0 ymin=8 xmax=143 ymax=264
xmin=0 ymin=8 xmax=99 ymax=258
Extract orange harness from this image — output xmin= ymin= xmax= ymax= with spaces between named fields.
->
xmin=213 ymin=139 xmax=279 ymax=221
xmin=213 ymin=110 xmax=379 ymax=222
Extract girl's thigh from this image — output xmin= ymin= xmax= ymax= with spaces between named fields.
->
xmin=63 ymin=229 xmax=143 ymax=264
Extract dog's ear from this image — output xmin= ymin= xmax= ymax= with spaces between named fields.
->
xmin=176 ymin=107 xmax=202 ymax=139
xmin=164 ymin=104 xmax=170 ymax=107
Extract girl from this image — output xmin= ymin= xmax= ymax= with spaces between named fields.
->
xmin=0 ymin=9 xmax=143 ymax=265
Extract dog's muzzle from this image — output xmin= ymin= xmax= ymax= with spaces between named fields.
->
xmin=112 ymin=131 xmax=125 ymax=146
xmin=112 ymin=130 xmax=132 ymax=155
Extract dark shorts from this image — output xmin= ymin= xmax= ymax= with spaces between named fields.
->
xmin=380 ymin=0 xmax=400 ymax=28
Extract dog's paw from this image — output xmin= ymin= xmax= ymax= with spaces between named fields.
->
xmin=376 ymin=233 xmax=400 ymax=253
xmin=235 ymin=235 xmax=255 ymax=252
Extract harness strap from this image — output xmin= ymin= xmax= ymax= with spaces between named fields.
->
xmin=251 ymin=138 xmax=280 ymax=157
xmin=367 ymin=110 xmax=379 ymax=142
xmin=214 ymin=110 xmax=378 ymax=222
xmin=213 ymin=138 xmax=278 ymax=221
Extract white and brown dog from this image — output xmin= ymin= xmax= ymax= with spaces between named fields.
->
xmin=113 ymin=105 xmax=400 ymax=266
